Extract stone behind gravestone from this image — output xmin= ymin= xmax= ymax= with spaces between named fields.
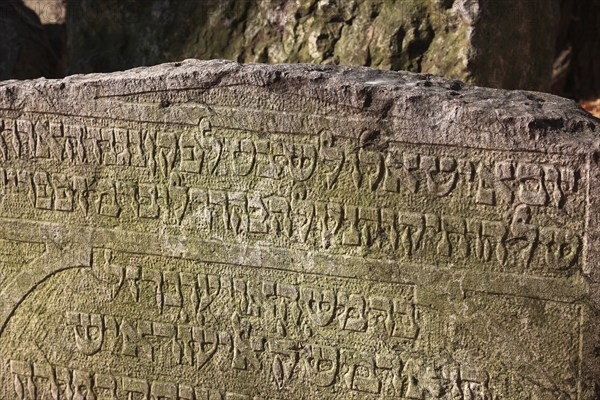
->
xmin=0 ymin=60 xmax=599 ymax=399
xmin=67 ymin=0 xmax=560 ymax=92
xmin=22 ymin=0 xmax=68 ymax=76
xmin=0 ymin=0 xmax=61 ymax=80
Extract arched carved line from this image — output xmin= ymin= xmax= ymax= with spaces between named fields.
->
xmin=0 ymin=242 xmax=92 ymax=335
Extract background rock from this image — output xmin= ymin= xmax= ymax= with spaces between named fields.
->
xmin=553 ymin=0 xmax=600 ymax=101
xmin=22 ymin=0 xmax=67 ymax=75
xmin=5 ymin=0 xmax=600 ymax=104
xmin=0 ymin=0 xmax=61 ymax=80
xmin=67 ymin=0 xmax=561 ymax=92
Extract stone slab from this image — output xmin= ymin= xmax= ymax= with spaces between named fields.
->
xmin=0 ymin=60 xmax=598 ymax=399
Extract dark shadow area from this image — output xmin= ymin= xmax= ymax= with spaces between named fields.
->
xmin=43 ymin=22 xmax=67 ymax=75
xmin=553 ymin=0 xmax=600 ymax=101
xmin=0 ymin=0 xmax=63 ymax=80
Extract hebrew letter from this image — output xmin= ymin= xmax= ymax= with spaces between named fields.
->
xmin=539 ymin=227 xmax=581 ymax=271
xmin=114 ymin=128 xmax=131 ymax=166
xmin=509 ymin=205 xmax=538 ymax=267
xmin=481 ymin=220 xmax=508 ymax=265
xmin=269 ymin=196 xmax=292 ymax=237
xmin=354 ymin=148 xmax=384 ymax=191
xmin=358 ymin=206 xmax=380 ymax=247
xmin=300 ymin=286 xmax=336 ymax=327
xmin=197 ymin=274 xmax=221 ymax=314
xmin=381 ymin=208 xmax=399 ymax=250
xmin=54 ymin=366 xmax=74 ymax=400
xmin=98 ymin=127 xmax=116 ymax=166
xmin=72 ymin=370 xmax=95 ymax=400
xmin=195 ymin=388 xmax=224 ymax=400
xmin=230 ymin=138 xmax=256 ymax=176
xmin=136 ymin=184 xmax=159 ymax=219
xmin=231 ymin=313 xmax=260 ymax=371
xmin=32 ymin=363 xmax=59 ymax=400
xmin=248 ymin=193 xmax=269 ymax=234
xmin=67 ymin=312 xmax=104 ymax=356
xmin=123 ymin=378 xmax=149 ymax=400
xmin=421 ymin=156 xmax=458 ymax=196
xmin=178 ymin=385 xmax=195 ymax=400
xmin=337 ymin=293 xmax=367 ymax=332
xmin=156 ymin=132 xmax=177 ymax=178
xmin=287 ymin=143 xmax=317 ymax=181
xmin=438 ymin=216 xmax=468 ymax=259
xmin=169 ymin=182 xmax=189 ymax=225
xmin=269 ymin=339 xmax=300 ymax=389
xmin=128 ymin=129 xmax=145 ymax=167
xmin=493 ymin=160 xmax=515 ymax=204
xmin=179 ymin=130 xmax=204 ymax=174
xmin=227 ymin=191 xmax=248 ymax=235
xmin=152 ymin=321 xmax=178 ymax=367
xmin=95 ymin=181 xmax=121 ymax=217
xmin=291 ymin=198 xmax=315 ymax=244
xmin=34 ymin=171 xmax=53 ymax=210
xmin=193 ymin=328 xmax=219 ymax=370
xmin=34 ymin=120 xmax=52 ymax=159
xmin=150 ymin=381 xmax=177 ymax=400
xmin=342 ymin=205 xmax=360 ymax=246
xmin=319 ymin=131 xmax=345 ymax=189
xmin=476 ymin=164 xmax=496 ymax=205
xmin=398 ymin=212 xmax=425 ymax=257
xmin=10 ymin=360 xmax=36 ymax=400
xmin=543 ymin=165 xmax=564 ymax=208
xmin=391 ymin=300 xmax=419 ymax=339
xmin=383 ymin=151 xmax=419 ymax=193
xmin=94 ymin=373 xmax=117 ymax=400
xmin=315 ymin=201 xmax=343 ymax=249
xmin=233 ymin=279 xmax=252 ymax=316
xmin=516 ymin=163 xmax=548 ymax=206
xmin=302 ymin=345 xmax=339 ymax=387
xmin=142 ymin=268 xmax=164 ymax=312
xmin=163 ymin=271 xmax=183 ymax=308
xmin=367 ymin=296 xmax=394 ymax=335
xmin=52 ymin=173 xmax=74 ymax=211
xmin=343 ymin=352 xmax=381 ymax=394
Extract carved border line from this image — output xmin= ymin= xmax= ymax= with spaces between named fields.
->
xmin=2 ymin=107 xmax=594 ymax=157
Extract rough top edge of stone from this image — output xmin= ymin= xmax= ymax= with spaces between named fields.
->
xmin=1 ymin=59 xmax=599 ymax=154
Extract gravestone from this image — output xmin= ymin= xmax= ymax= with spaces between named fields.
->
xmin=0 ymin=60 xmax=599 ymax=399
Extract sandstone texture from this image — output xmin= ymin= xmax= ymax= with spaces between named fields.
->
xmin=67 ymin=0 xmax=560 ymax=91
xmin=0 ymin=60 xmax=599 ymax=399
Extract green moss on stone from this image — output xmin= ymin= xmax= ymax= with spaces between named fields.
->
xmin=68 ymin=0 xmax=560 ymax=91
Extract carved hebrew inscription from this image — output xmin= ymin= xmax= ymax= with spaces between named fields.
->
xmin=0 ymin=61 xmax=598 ymax=399
xmin=0 ymin=115 xmax=586 ymax=277
xmin=0 ymin=245 xmax=584 ymax=399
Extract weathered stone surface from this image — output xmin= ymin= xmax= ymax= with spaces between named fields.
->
xmin=0 ymin=0 xmax=61 ymax=80
xmin=0 ymin=60 xmax=599 ymax=399
xmin=67 ymin=0 xmax=560 ymax=91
